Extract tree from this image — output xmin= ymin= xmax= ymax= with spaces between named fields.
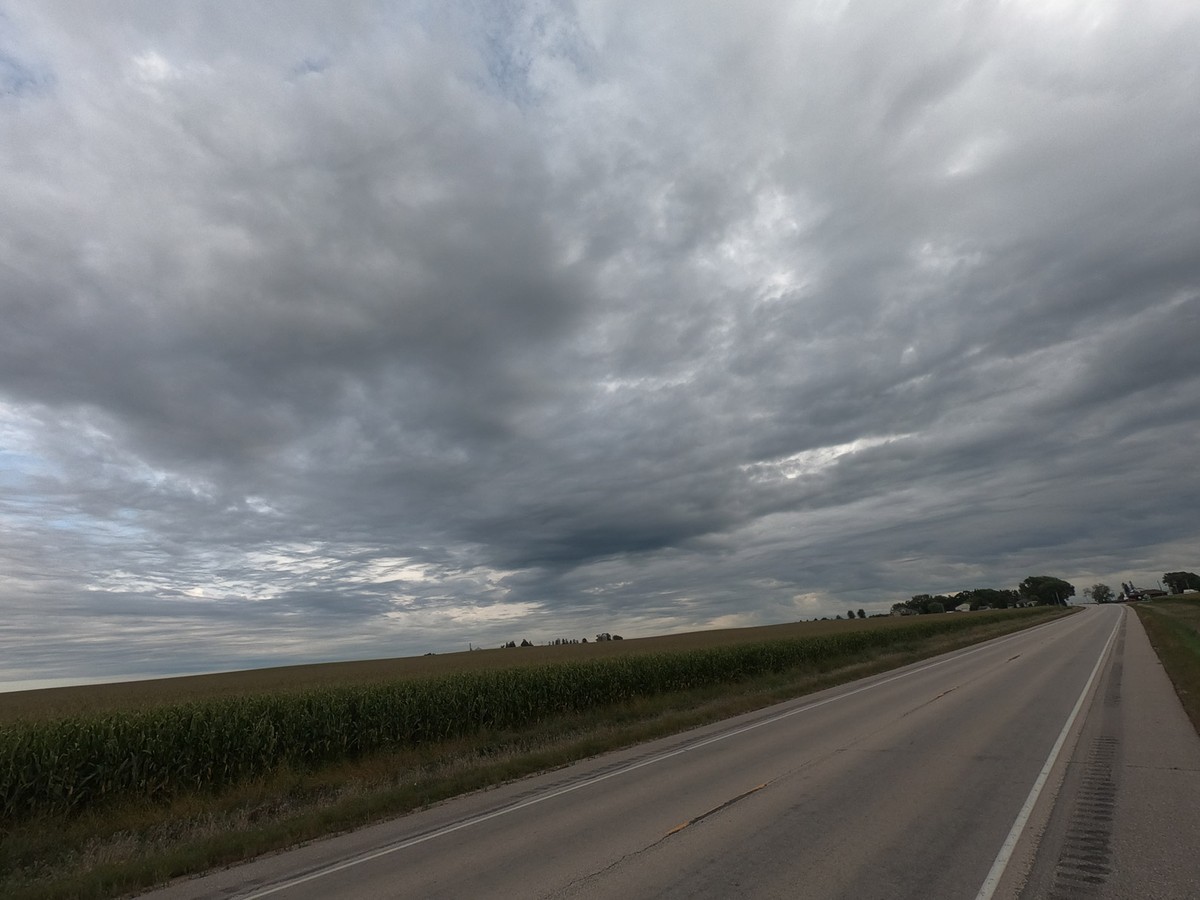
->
xmin=892 ymin=593 xmax=954 ymax=615
xmin=1019 ymin=576 xmax=1076 ymax=606
xmin=957 ymin=588 xmax=1019 ymax=610
xmin=856 ymin=609 xmax=866 ymax=619
xmin=898 ymin=596 xmax=927 ymax=615
xmin=928 ymin=601 xmax=945 ymax=614
xmin=1085 ymin=583 xmax=1115 ymax=604
xmin=1164 ymin=571 xmax=1200 ymax=594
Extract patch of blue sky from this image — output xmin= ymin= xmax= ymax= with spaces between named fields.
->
xmin=93 ymin=509 xmax=150 ymax=540
xmin=452 ymin=0 xmax=598 ymax=109
xmin=41 ymin=512 xmax=97 ymax=532
xmin=0 ymin=448 xmax=51 ymax=491
xmin=289 ymin=55 xmax=330 ymax=79
xmin=0 ymin=446 xmax=32 ymax=468
xmin=0 ymin=13 xmax=54 ymax=98
xmin=0 ymin=504 xmax=94 ymax=539
xmin=479 ymin=7 xmax=536 ymax=106
xmin=0 ymin=454 xmax=144 ymax=540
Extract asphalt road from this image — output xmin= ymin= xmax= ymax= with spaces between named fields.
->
xmin=144 ymin=605 xmax=1200 ymax=899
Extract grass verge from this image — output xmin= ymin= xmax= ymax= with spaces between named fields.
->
xmin=1 ymin=608 xmax=1070 ymax=900
xmin=1134 ymin=597 xmax=1200 ymax=735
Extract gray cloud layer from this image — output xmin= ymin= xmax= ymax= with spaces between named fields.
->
xmin=2 ymin=1 xmax=1198 ymax=685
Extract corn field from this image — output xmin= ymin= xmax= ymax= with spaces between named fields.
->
xmin=0 ymin=610 xmax=1045 ymax=822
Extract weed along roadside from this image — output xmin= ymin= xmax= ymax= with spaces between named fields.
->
xmin=1 ymin=608 xmax=1068 ymax=899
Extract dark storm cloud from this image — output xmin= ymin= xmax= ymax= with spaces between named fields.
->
xmin=2 ymin=1 xmax=1199 ymax=684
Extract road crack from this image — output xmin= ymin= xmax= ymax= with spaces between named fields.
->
xmin=559 ymin=781 xmax=773 ymax=893
xmin=661 ymin=780 xmax=771 ymax=837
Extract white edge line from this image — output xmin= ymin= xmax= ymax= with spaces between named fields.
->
xmin=242 ymin=612 xmax=1081 ymax=899
xmin=974 ymin=608 xmax=1122 ymax=900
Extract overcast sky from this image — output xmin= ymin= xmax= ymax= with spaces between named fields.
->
xmin=2 ymin=1 xmax=1198 ymax=688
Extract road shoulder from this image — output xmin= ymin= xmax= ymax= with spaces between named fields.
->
xmin=1002 ymin=607 xmax=1200 ymax=899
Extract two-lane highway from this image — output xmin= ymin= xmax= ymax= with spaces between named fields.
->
xmin=145 ymin=606 xmax=1200 ymax=899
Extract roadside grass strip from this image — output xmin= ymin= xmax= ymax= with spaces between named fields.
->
xmin=1134 ymin=597 xmax=1200 ymax=735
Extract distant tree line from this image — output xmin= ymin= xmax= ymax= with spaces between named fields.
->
xmin=891 ymin=576 xmax=1075 ymax=616
xmin=501 ymin=632 xmax=624 ymax=648
xmin=1075 ymin=570 xmax=1197 ymax=604
xmin=1164 ymin=571 xmax=1200 ymax=594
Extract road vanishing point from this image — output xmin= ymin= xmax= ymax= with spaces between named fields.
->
xmin=144 ymin=605 xmax=1200 ymax=899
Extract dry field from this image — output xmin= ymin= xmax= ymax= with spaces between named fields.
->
xmin=0 ymin=612 xmax=1000 ymax=723
xmin=1 ymin=607 xmax=1068 ymax=900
